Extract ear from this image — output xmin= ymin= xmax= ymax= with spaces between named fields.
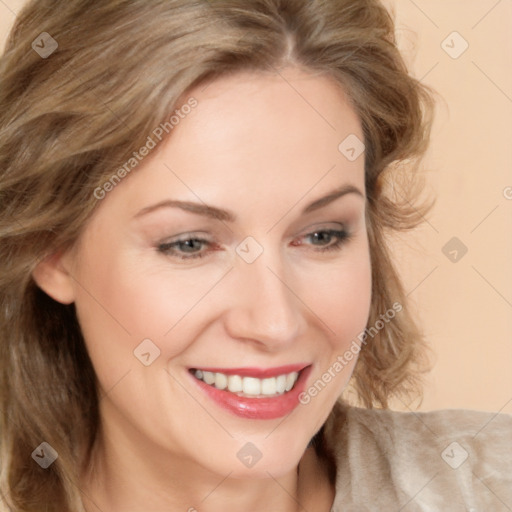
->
xmin=32 ymin=250 xmax=76 ymax=304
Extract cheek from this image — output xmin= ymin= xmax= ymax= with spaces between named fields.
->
xmin=71 ymin=243 xmax=231 ymax=376
xmin=295 ymin=257 xmax=371 ymax=429
xmin=308 ymin=247 xmax=372 ymax=350
xmin=333 ymin=259 xmax=372 ymax=343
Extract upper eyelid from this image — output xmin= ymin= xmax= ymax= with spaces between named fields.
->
xmin=159 ymin=223 xmax=347 ymax=241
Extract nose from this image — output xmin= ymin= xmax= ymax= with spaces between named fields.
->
xmin=222 ymin=251 xmax=305 ymax=350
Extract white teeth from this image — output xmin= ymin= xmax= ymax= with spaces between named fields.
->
xmin=276 ymin=374 xmax=286 ymax=393
xmin=214 ymin=372 xmax=227 ymax=390
xmin=242 ymin=377 xmax=261 ymax=396
xmin=202 ymin=371 xmax=215 ymax=385
xmin=261 ymin=377 xmax=276 ymax=395
xmin=193 ymin=369 xmax=301 ymax=397
xmin=227 ymin=374 xmax=243 ymax=392
xmin=285 ymin=372 xmax=299 ymax=392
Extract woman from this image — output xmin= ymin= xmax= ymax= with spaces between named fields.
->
xmin=0 ymin=0 xmax=510 ymax=511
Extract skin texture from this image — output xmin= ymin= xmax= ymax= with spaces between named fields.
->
xmin=33 ymin=67 xmax=372 ymax=512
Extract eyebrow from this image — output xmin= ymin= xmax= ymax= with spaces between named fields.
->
xmin=133 ymin=184 xmax=364 ymax=222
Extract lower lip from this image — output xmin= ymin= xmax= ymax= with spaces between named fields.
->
xmin=189 ymin=367 xmax=312 ymax=420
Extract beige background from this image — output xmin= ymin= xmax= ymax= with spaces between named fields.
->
xmin=1 ymin=0 xmax=511 ymax=413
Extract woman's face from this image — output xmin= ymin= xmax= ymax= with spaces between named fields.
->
xmin=62 ymin=68 xmax=371 ymax=479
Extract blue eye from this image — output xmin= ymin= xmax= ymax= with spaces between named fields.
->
xmin=157 ymin=228 xmax=351 ymax=261
xmin=301 ymin=229 xmax=351 ymax=252
xmin=157 ymin=237 xmax=212 ymax=260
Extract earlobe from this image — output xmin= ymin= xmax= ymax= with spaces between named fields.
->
xmin=32 ymin=251 xmax=76 ymax=305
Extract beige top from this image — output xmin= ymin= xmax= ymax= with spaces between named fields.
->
xmin=319 ymin=402 xmax=512 ymax=511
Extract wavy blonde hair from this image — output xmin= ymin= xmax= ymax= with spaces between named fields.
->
xmin=0 ymin=0 xmax=433 ymax=509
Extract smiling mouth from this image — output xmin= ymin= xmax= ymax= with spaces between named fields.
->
xmin=189 ymin=368 xmax=302 ymax=398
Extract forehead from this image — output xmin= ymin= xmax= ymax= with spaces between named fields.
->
xmin=177 ymin=67 xmax=363 ymax=163
xmin=97 ymin=68 xmax=365 ymax=219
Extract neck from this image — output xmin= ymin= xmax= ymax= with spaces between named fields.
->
xmin=80 ymin=428 xmax=334 ymax=512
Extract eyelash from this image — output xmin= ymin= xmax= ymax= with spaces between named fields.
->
xmin=157 ymin=229 xmax=352 ymax=261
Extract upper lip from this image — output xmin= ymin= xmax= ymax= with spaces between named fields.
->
xmin=189 ymin=364 xmax=310 ymax=378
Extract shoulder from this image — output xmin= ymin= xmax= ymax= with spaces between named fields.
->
xmin=323 ymin=401 xmax=512 ymax=511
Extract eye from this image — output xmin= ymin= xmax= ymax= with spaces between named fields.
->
xmin=156 ymin=228 xmax=351 ymax=261
xmin=292 ymin=228 xmax=351 ymax=253
xmin=157 ymin=236 xmax=215 ymax=260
